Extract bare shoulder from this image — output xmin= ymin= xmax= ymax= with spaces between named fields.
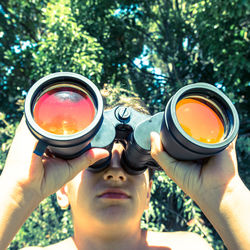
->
xmin=145 ymin=230 xmax=212 ymax=250
xmin=20 ymin=237 xmax=75 ymax=250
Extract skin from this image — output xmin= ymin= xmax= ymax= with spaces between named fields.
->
xmin=59 ymin=141 xmax=152 ymax=249
xmin=0 ymin=118 xmax=109 ymax=249
xmin=0 ymin=117 xmax=249 ymax=249
xmin=151 ymin=132 xmax=250 ymax=250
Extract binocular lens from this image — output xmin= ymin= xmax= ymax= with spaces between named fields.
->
xmin=176 ymin=98 xmax=224 ymax=144
xmin=33 ymin=85 xmax=96 ymax=135
xmin=25 ymin=72 xmax=104 ymax=159
xmin=161 ymin=83 xmax=239 ymax=161
xmin=25 ymin=74 xmax=239 ymax=170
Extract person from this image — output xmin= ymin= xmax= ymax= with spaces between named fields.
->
xmin=0 ymin=96 xmax=249 ymax=250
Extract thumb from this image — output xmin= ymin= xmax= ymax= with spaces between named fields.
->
xmin=150 ymin=131 xmax=177 ymax=173
xmin=67 ymin=148 xmax=110 ymax=176
xmin=41 ymin=148 xmax=110 ymax=197
xmin=150 ymin=131 xmax=197 ymax=188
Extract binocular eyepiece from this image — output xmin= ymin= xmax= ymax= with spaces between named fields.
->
xmin=25 ymin=72 xmax=239 ymax=175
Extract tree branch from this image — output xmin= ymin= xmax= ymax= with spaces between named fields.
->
xmin=0 ymin=3 xmax=39 ymax=43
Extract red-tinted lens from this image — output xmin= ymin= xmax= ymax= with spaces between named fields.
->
xmin=176 ymin=98 xmax=224 ymax=143
xmin=33 ymin=86 xmax=96 ymax=135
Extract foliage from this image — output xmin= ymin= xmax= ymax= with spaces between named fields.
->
xmin=10 ymin=195 xmax=73 ymax=249
xmin=0 ymin=0 xmax=249 ymax=249
xmin=0 ymin=112 xmax=18 ymax=170
xmin=142 ymin=171 xmax=225 ymax=249
xmin=33 ymin=0 xmax=103 ymax=82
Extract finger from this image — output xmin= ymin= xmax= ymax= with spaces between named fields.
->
xmin=3 ymin=118 xmax=45 ymax=187
xmin=51 ymin=148 xmax=110 ymax=186
xmin=209 ymin=139 xmax=238 ymax=174
xmin=40 ymin=148 xmax=110 ymax=196
xmin=150 ymin=132 xmax=198 ymax=187
xmin=150 ymin=131 xmax=176 ymax=169
xmin=231 ymin=135 xmax=238 ymax=152
xmin=67 ymin=148 xmax=110 ymax=175
xmin=5 ymin=117 xmax=39 ymax=168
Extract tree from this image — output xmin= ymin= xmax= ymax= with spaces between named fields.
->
xmin=0 ymin=0 xmax=249 ymax=249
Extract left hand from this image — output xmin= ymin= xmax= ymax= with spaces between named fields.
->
xmin=2 ymin=117 xmax=109 ymax=204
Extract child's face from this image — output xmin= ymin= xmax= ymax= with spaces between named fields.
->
xmin=61 ymin=141 xmax=152 ymax=232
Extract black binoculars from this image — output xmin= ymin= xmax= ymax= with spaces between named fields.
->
xmin=25 ymin=72 xmax=239 ymax=175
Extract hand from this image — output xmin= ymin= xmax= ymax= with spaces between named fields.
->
xmin=1 ymin=117 xmax=109 ymax=204
xmin=150 ymin=131 xmax=239 ymax=207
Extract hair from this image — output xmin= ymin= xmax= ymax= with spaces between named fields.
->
xmin=101 ymin=84 xmax=154 ymax=180
xmin=101 ymin=84 xmax=150 ymax=114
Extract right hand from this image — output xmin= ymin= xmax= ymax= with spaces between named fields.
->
xmin=150 ymin=131 xmax=240 ymax=208
xmin=1 ymin=117 xmax=109 ymax=204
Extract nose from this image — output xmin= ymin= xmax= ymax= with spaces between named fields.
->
xmin=103 ymin=143 xmax=127 ymax=182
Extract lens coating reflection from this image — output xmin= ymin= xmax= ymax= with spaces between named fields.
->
xmin=176 ymin=98 xmax=224 ymax=144
xmin=33 ymin=86 xmax=96 ymax=135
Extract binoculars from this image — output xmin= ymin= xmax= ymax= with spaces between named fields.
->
xmin=25 ymin=72 xmax=239 ymax=175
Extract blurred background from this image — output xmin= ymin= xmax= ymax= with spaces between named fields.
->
xmin=0 ymin=0 xmax=249 ymax=249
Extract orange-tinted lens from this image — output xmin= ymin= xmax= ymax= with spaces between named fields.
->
xmin=33 ymin=86 xmax=95 ymax=135
xmin=176 ymin=98 xmax=224 ymax=143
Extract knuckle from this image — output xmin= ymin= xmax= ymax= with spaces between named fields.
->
xmin=85 ymin=151 xmax=95 ymax=167
xmin=151 ymin=146 xmax=161 ymax=160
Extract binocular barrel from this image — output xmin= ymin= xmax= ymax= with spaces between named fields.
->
xmin=25 ymin=72 xmax=104 ymax=158
xmin=161 ymin=83 xmax=239 ymax=161
xmin=25 ymin=72 xmax=239 ymax=175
